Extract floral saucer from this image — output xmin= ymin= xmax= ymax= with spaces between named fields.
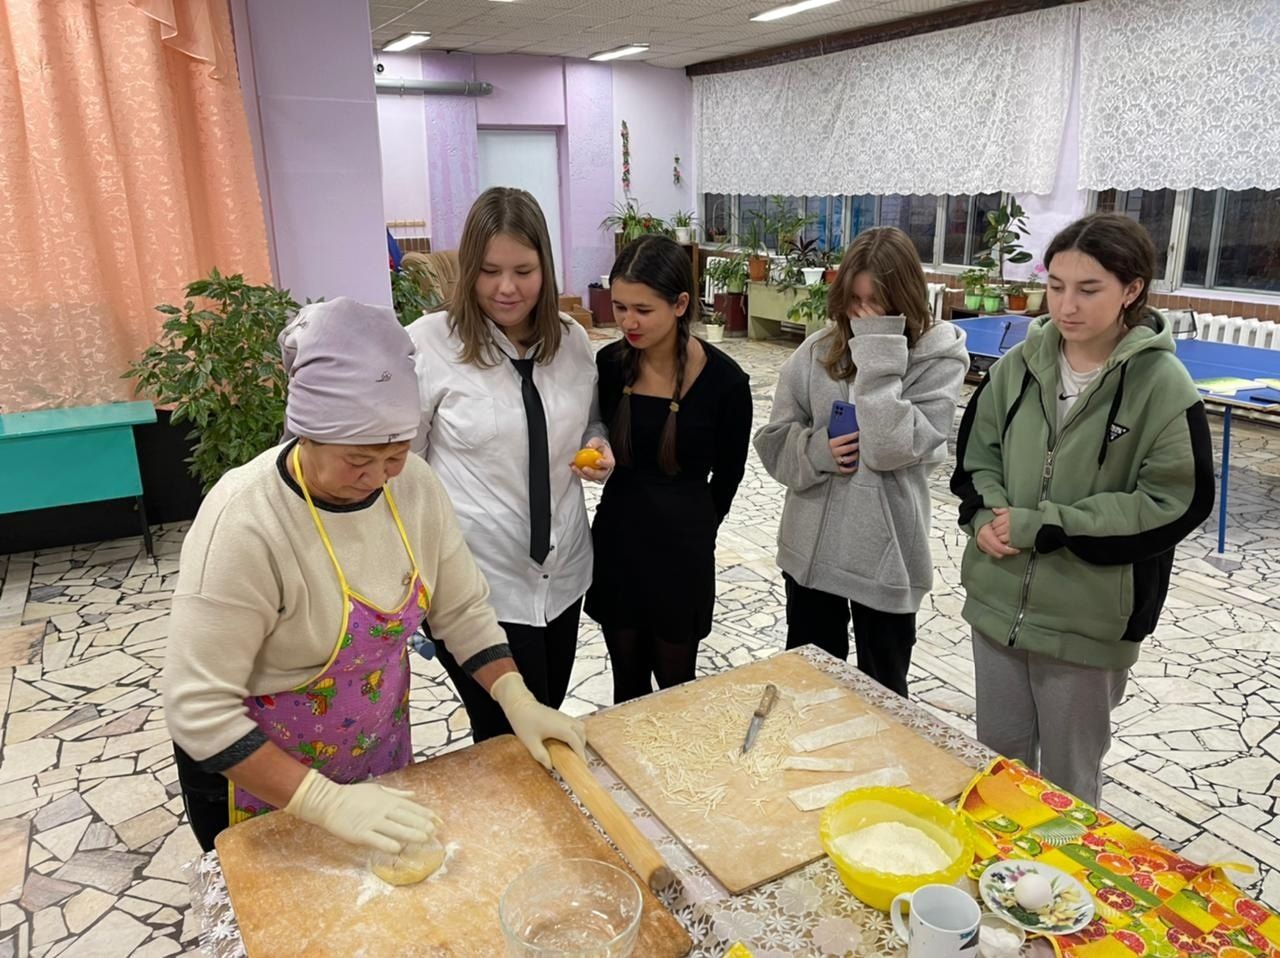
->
xmin=978 ymin=860 xmax=1094 ymax=935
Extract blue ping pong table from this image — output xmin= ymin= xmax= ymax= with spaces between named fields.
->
xmin=955 ymin=315 xmax=1280 ymax=554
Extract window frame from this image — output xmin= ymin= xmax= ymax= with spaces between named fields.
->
xmin=700 ymin=192 xmax=1003 ymax=271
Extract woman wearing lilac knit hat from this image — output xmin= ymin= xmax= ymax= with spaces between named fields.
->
xmin=163 ymin=297 xmax=585 ymax=853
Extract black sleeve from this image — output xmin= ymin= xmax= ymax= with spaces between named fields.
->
xmin=710 ymin=374 xmax=754 ymax=523
xmin=596 ymin=345 xmax=621 ymax=438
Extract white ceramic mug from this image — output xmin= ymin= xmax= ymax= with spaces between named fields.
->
xmin=891 ymin=883 xmax=981 ymax=957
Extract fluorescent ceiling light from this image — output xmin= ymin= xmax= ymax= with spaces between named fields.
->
xmin=589 ymin=43 xmax=650 ymax=62
xmin=751 ymin=0 xmax=842 ymax=22
xmin=382 ymin=32 xmax=431 ymax=52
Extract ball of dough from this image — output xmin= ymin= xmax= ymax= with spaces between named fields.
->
xmin=371 ymin=836 xmax=446 ymax=886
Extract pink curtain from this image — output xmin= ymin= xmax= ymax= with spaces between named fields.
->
xmin=0 ymin=0 xmax=271 ymax=412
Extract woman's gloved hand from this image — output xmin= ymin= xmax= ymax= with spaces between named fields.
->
xmin=490 ymin=672 xmax=588 ymax=769
xmin=284 ymin=768 xmax=439 ymax=853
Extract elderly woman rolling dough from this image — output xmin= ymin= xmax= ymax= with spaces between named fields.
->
xmin=163 ymin=297 xmax=586 ymax=854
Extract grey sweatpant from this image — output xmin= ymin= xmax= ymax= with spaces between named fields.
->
xmin=972 ymin=630 xmax=1128 ymax=806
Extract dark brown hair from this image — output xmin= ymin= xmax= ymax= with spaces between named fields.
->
xmin=823 ymin=227 xmax=933 ymax=381
xmin=1044 ymin=213 xmax=1155 ymax=328
xmin=450 ymin=187 xmax=565 ymax=366
xmin=607 ymin=235 xmax=699 ymax=476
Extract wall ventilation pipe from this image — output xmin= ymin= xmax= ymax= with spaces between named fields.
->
xmin=374 ymin=77 xmax=493 ymax=97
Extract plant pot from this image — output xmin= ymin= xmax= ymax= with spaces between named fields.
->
xmin=714 ymin=291 xmax=747 ymax=337
xmin=801 ymin=267 xmax=824 ymax=286
xmin=982 ymin=295 xmax=1003 ymax=312
xmin=823 ymin=269 xmax=839 ymax=284
xmin=727 ymin=278 xmax=746 ymax=295
xmin=1025 ymin=289 xmax=1045 ymax=311
xmin=674 ymin=227 xmax=692 ymax=244
xmin=703 ymin=323 xmax=724 ymax=342
xmin=1007 ymin=294 xmax=1028 ymax=311
xmin=964 ymin=293 xmax=983 ymax=309
xmin=748 ymin=255 xmax=769 ymax=283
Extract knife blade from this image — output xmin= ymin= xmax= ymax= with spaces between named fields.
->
xmin=740 ymin=683 xmax=779 ymax=755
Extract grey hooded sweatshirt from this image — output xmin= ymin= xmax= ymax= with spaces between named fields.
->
xmin=754 ymin=316 xmax=969 ymax=614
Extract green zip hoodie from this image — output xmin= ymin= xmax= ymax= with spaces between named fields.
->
xmin=951 ymin=311 xmax=1214 ymax=670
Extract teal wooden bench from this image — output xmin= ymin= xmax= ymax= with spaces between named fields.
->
xmin=0 ymin=401 xmax=158 ymax=556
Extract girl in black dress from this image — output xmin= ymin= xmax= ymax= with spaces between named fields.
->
xmin=586 ymin=236 xmax=753 ymax=703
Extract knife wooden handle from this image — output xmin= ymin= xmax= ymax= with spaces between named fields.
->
xmin=546 ymin=740 xmax=676 ymax=893
xmin=756 ymin=683 xmax=779 ymax=718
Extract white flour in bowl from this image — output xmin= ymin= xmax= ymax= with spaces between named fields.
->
xmin=832 ymin=822 xmax=950 ymax=875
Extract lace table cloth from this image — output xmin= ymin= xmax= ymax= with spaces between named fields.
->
xmin=190 ymin=646 xmax=1044 ymax=957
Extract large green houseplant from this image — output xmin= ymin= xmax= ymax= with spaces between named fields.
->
xmin=127 ymin=269 xmax=300 ymax=493
xmin=975 ymin=198 xmax=1032 ymax=283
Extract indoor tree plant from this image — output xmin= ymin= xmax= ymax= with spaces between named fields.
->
xmin=975 ymin=197 xmax=1032 ymax=284
xmin=127 ymin=268 xmax=301 ymax=493
xmin=391 ymin=262 xmax=441 ymax=325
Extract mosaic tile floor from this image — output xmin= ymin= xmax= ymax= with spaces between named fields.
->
xmin=1 ymin=334 xmax=1279 ymax=956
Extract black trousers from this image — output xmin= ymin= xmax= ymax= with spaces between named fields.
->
xmin=783 ymin=572 xmax=916 ymax=697
xmin=174 ymin=744 xmax=233 ymax=852
xmin=434 ymin=597 xmax=583 ymax=743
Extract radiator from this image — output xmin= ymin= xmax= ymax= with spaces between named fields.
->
xmin=1195 ymin=313 xmax=1280 ymax=349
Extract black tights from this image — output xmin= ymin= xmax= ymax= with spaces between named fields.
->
xmin=603 ymin=627 xmax=700 ymax=704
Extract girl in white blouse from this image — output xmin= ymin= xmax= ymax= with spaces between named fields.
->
xmin=407 ymin=187 xmax=612 ymax=741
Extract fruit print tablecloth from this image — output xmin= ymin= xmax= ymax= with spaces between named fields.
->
xmin=959 ymin=758 xmax=1280 ymax=957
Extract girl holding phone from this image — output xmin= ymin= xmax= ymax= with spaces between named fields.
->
xmin=754 ymin=227 xmax=968 ymax=696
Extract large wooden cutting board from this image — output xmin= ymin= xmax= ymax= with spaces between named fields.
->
xmin=216 ymin=736 xmax=691 ymax=958
xmin=586 ymin=651 xmax=977 ymax=895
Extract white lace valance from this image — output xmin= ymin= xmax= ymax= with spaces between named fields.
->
xmin=1078 ymin=0 xmax=1280 ymax=191
xmin=694 ymin=7 xmax=1077 ymax=197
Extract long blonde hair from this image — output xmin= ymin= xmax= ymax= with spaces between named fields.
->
xmin=450 ymin=187 xmax=565 ymax=366
xmin=823 ymin=227 xmax=933 ymax=382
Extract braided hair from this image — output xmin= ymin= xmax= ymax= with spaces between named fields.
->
xmin=608 ymin=235 xmax=699 ymax=476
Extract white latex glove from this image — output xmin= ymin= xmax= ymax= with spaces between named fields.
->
xmin=490 ymin=672 xmax=588 ymax=769
xmin=284 ymin=768 xmax=438 ymax=853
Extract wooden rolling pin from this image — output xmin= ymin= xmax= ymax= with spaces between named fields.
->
xmin=547 ymin=740 xmax=676 ymax=893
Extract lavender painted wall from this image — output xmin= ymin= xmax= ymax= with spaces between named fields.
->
xmin=475 ymin=55 xmax=566 ymax=127
xmin=231 ymin=0 xmax=390 ymax=305
xmin=564 ymin=61 xmax=615 ymax=299
xmin=421 ymin=53 xmax=480 ymax=251
xmin=611 ymin=63 xmax=695 ymax=221
xmin=377 ymin=52 xmax=431 ymax=234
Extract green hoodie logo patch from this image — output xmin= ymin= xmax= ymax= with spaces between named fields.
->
xmin=1107 ymin=423 xmax=1130 ymax=443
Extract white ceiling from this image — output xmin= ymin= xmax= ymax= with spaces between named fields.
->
xmin=368 ymin=0 xmax=976 ymax=70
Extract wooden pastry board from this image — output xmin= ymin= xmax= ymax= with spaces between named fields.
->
xmin=586 ymin=651 xmax=977 ymax=895
xmin=216 ymin=736 xmax=691 ymax=957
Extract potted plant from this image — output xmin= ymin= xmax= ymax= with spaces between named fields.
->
xmin=823 ymin=245 xmax=843 ymax=284
xmin=391 ymin=264 xmax=442 ymax=325
xmin=706 ymin=253 xmax=749 ymax=336
xmin=702 ymin=311 xmax=726 ymax=343
xmin=783 ymin=236 xmax=825 ymax=287
xmin=1006 ymin=282 xmax=1029 ymax=312
xmin=981 ymin=285 xmax=1003 ymax=313
xmin=1024 ymin=262 xmax=1047 ymax=311
xmin=671 ymin=210 xmax=696 ymax=245
xmin=127 ymin=268 xmax=300 ymax=493
xmin=600 ymin=200 xmax=668 ymax=255
xmin=975 ymin=197 xmax=1032 ymax=284
xmin=961 ymin=268 xmax=989 ymax=310
xmin=742 ymin=220 xmax=771 ymax=283
xmin=786 ymin=281 xmax=830 ymax=333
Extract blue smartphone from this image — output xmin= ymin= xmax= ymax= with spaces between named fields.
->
xmin=828 ymin=400 xmax=859 ymax=438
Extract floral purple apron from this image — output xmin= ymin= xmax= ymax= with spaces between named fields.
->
xmin=229 ymin=445 xmax=431 ymax=824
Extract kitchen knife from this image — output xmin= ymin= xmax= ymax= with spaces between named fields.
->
xmin=740 ymin=683 xmax=779 ymax=754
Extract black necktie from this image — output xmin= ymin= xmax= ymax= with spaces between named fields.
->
xmin=511 ymin=357 xmax=551 ymax=564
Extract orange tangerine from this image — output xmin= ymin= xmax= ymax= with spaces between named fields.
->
xmin=573 ymin=447 xmax=604 ymax=469
xmin=1097 ymin=853 xmax=1136 ymax=876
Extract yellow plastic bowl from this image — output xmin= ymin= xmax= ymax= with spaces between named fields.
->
xmin=819 ymin=786 xmax=974 ymax=912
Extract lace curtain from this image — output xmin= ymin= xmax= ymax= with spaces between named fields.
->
xmin=694 ymin=7 xmax=1077 ymax=197
xmin=0 ymin=0 xmax=270 ymax=412
xmin=1077 ymin=0 xmax=1280 ymax=191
